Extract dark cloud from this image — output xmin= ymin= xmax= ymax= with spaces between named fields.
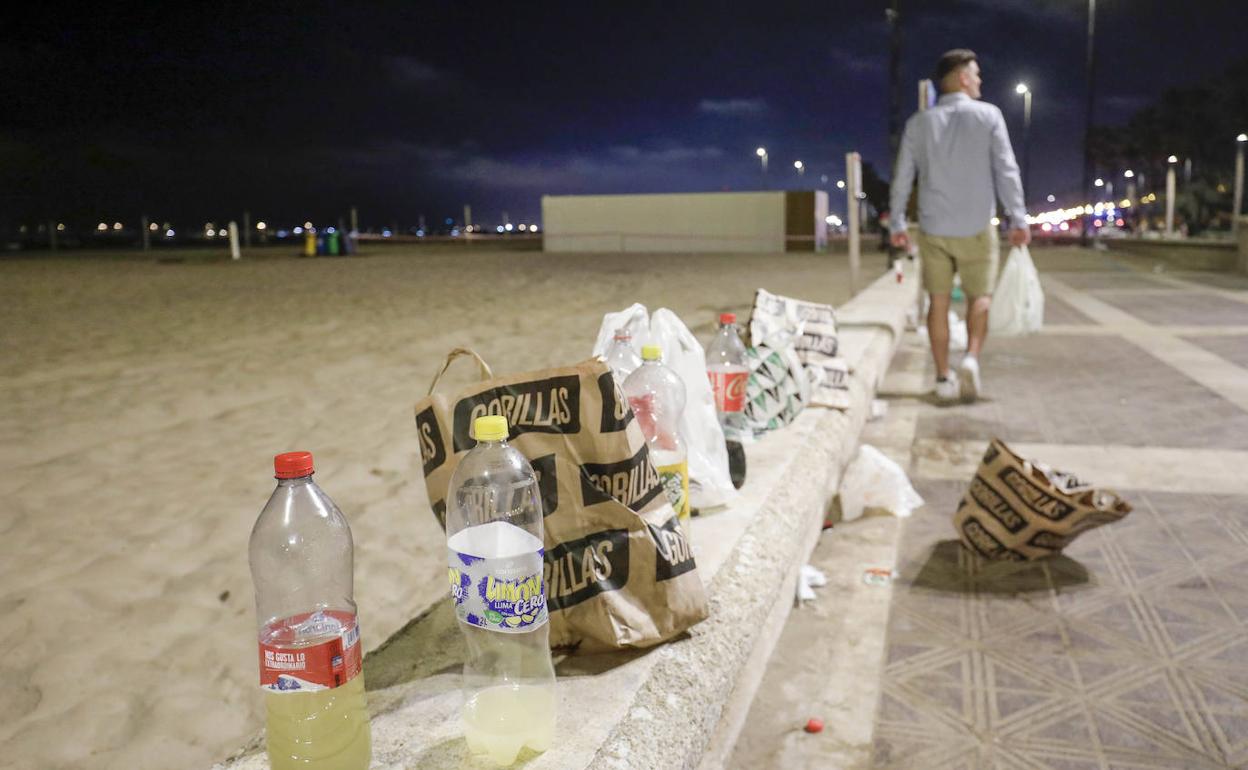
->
xmin=698 ymin=98 xmax=769 ymax=116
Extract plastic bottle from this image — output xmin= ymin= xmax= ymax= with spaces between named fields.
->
xmin=623 ymin=345 xmax=690 ymax=522
xmin=604 ymin=327 xmax=642 ymax=384
xmin=706 ymin=313 xmax=749 ymax=489
xmin=446 ymin=415 xmax=556 ymax=766
xmin=249 ymin=451 xmax=371 ymax=770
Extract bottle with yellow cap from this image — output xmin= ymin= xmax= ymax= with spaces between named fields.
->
xmin=623 ymin=344 xmax=691 ymax=522
xmin=445 ymin=415 xmax=556 ymax=766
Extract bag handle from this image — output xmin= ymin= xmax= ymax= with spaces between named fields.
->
xmin=427 ymin=347 xmax=493 ymax=396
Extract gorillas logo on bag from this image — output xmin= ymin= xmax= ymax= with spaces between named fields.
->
xmin=530 ymin=453 xmax=559 ymax=517
xmin=452 ymin=375 xmax=581 ymax=451
xmin=544 ymin=529 xmax=630 ymax=611
xmin=647 ymin=515 xmax=696 ymax=581
xmin=416 ymin=406 xmax=447 ymax=476
xmin=597 ymin=371 xmax=633 ymax=433
xmin=580 ymin=444 xmax=663 ymax=512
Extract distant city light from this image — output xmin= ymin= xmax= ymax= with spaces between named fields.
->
xmin=57 ymin=223 xmax=66 ymax=231
xmin=97 ymin=222 xmax=107 ymax=231
xmin=824 ymin=214 xmax=843 ymax=227
xmin=793 ymin=160 xmax=804 ymax=170
xmin=326 ymin=227 xmax=335 ymax=233
xmin=1094 ymin=178 xmax=1104 ymax=187
xmin=530 ymin=224 xmax=539 ymax=233
xmin=148 ymin=222 xmax=159 ymax=231
xmin=755 ymin=147 xmax=766 ymax=157
xmin=256 ymin=221 xmax=267 ymax=230
xmin=1116 ymin=218 xmax=1125 ymax=226
xmin=504 ymin=223 xmax=513 ymax=232
xmin=417 ymin=229 xmax=425 ymax=237
xmin=496 ymin=225 xmax=505 ymax=233
xmin=1120 ymin=199 xmax=1131 ymax=208
xmin=518 ymin=223 xmax=528 ymax=231
xmin=112 ymin=222 xmax=122 ymax=230
xmin=1059 ymin=222 xmax=1070 ymax=231
xmin=206 ymin=229 xmax=216 ymax=237
xmin=1167 ymin=155 xmax=1178 ymax=164
xmin=304 ymin=221 xmax=313 ymax=228
xmin=991 ymin=217 xmax=1001 ymax=226
xmin=451 ymin=228 xmax=460 ymax=236
xmin=165 ymin=229 xmax=175 ymax=237
xmin=382 ymin=229 xmax=393 ymax=237
xmin=1123 ymin=169 xmax=1134 ymax=178
xmin=219 ymin=230 xmax=229 ymax=237
xmin=293 ymin=226 xmax=304 ymax=234
xmin=1238 ymin=134 xmax=1247 ymax=143
xmin=1041 ymin=223 xmax=1052 ymax=232
xmin=1046 ymin=194 xmax=1056 ymax=203
xmin=836 ymin=180 xmax=845 ymax=189
xmin=1015 ymin=83 xmax=1029 ymax=95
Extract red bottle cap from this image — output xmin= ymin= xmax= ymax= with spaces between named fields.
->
xmin=274 ymin=451 xmax=315 ymax=479
xmin=719 ymin=312 xmax=736 ymax=324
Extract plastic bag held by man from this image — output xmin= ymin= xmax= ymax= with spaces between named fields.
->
xmin=989 ymin=246 xmax=1045 ymax=336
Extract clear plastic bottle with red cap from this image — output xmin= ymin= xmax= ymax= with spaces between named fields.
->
xmin=603 ymin=327 xmax=642 ymax=385
xmin=249 ymin=451 xmax=371 ymax=770
xmin=706 ymin=312 xmax=749 ymax=488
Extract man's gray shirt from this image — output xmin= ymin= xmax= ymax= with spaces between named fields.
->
xmin=889 ymin=92 xmax=1028 ymax=238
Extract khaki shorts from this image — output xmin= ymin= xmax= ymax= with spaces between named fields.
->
xmin=918 ymin=227 xmax=1000 ymax=296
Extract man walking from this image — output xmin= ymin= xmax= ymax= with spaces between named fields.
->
xmin=889 ymin=49 xmax=1030 ymax=402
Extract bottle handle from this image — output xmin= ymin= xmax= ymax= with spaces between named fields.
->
xmin=427 ymin=347 xmax=494 ymax=395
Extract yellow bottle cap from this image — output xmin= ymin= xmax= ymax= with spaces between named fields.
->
xmin=473 ymin=415 xmax=509 ymax=442
xmin=641 ymin=344 xmax=662 ymax=361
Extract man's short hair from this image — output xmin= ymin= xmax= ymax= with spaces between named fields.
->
xmin=935 ymin=49 xmax=977 ymax=86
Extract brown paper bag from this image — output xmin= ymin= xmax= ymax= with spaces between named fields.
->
xmin=954 ymin=438 xmax=1132 ymax=561
xmin=414 ymin=348 xmax=709 ymax=651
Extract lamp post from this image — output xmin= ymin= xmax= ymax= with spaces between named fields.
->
xmin=1234 ymin=133 xmax=1246 ymax=237
xmin=1166 ymin=155 xmax=1178 ymax=237
xmin=794 ymin=159 xmax=805 ymax=178
xmin=1015 ymin=83 xmax=1032 ymax=204
xmin=1123 ymin=169 xmax=1136 ymax=232
xmin=756 ymin=147 xmax=768 ymax=177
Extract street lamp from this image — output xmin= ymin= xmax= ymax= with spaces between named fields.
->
xmin=1015 ymin=83 xmax=1032 ymax=203
xmin=1166 ymin=155 xmax=1178 ymax=237
xmin=1234 ymin=134 xmax=1246 ymax=236
xmin=794 ymin=160 xmax=804 ymax=177
xmin=755 ymin=147 xmax=768 ymax=176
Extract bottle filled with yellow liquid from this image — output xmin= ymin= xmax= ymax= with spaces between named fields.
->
xmin=447 ymin=416 xmax=557 ymax=767
xmin=250 ymin=452 xmax=372 ymax=770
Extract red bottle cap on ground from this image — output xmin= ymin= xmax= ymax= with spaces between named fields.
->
xmin=720 ymin=312 xmax=736 ymax=324
xmin=274 ymin=451 xmax=314 ymax=478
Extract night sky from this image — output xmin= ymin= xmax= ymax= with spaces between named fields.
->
xmin=4 ymin=0 xmax=1246 ymax=231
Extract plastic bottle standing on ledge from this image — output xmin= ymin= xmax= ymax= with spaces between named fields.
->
xmin=624 ymin=344 xmax=691 ymax=522
xmin=604 ymin=327 xmax=642 ymax=385
xmin=446 ymin=415 xmax=556 ymax=767
xmin=706 ymin=312 xmax=749 ymax=489
xmin=249 ymin=451 xmax=371 ymax=770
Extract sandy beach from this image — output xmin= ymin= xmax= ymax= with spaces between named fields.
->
xmin=0 ymin=244 xmax=886 ymax=769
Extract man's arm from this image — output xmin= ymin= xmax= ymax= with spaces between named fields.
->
xmin=889 ymin=118 xmax=919 ymax=238
xmin=989 ymin=107 xmax=1030 ymax=244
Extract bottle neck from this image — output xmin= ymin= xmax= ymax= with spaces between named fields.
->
xmin=276 ymin=475 xmax=314 ymax=487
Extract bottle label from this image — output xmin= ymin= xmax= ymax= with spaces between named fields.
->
xmin=258 ymin=610 xmax=362 ymax=694
xmin=709 ymin=370 xmax=748 ymax=413
xmin=658 ymin=460 xmax=690 ymax=521
xmin=448 ymin=548 xmax=548 ymax=633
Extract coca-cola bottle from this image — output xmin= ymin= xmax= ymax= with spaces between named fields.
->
xmin=706 ymin=313 xmax=748 ymax=489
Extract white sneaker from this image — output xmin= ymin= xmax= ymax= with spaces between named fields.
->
xmin=959 ymin=356 xmax=981 ymax=401
xmin=934 ymin=374 xmax=959 ymax=402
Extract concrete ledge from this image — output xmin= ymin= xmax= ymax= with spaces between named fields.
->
xmin=215 ymin=264 xmax=919 ymax=770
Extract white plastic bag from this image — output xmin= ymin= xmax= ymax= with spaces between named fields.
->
xmin=989 ymin=245 xmax=1044 ymax=336
xmin=837 ymin=444 xmax=924 ymax=522
xmin=593 ymin=306 xmax=738 ymax=510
